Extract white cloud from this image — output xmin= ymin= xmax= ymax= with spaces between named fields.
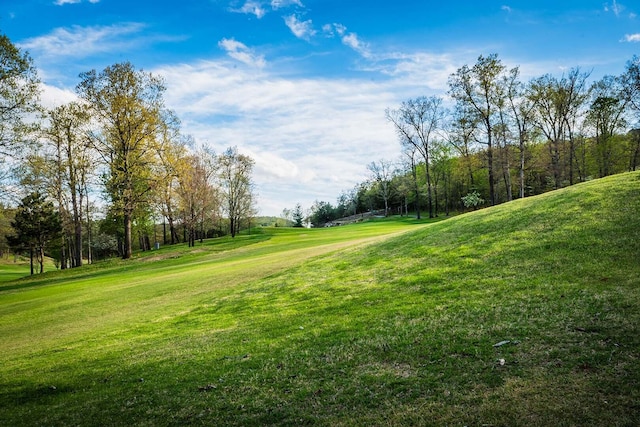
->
xmin=231 ymin=1 xmax=267 ymax=18
xmin=218 ymin=38 xmax=266 ymax=67
xmin=39 ymin=83 xmax=79 ymax=108
xmin=155 ymin=60 xmax=408 ymax=215
xmin=54 ymin=0 xmax=100 ymax=4
xmin=341 ymin=32 xmax=371 ymax=58
xmin=604 ymin=0 xmax=625 ymax=17
xmin=322 ymin=23 xmax=371 ymax=58
xmin=623 ymin=33 xmax=640 ymax=42
xmin=18 ymin=23 xmax=146 ymax=59
xmin=284 ymin=15 xmax=316 ymax=40
xmin=271 ymin=0 xmax=303 ymax=9
xmin=501 ymin=5 xmax=512 ymax=13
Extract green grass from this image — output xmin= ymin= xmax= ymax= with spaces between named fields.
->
xmin=0 ymin=256 xmax=57 ymax=284
xmin=1 ymin=172 xmax=639 ymax=426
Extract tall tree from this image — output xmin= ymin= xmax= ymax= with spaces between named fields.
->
xmin=7 ymin=193 xmax=61 ymax=274
xmin=529 ymin=68 xmax=590 ymax=189
xmin=586 ymin=75 xmax=629 ymax=177
xmin=505 ymin=67 xmax=536 ymax=199
xmin=447 ymin=103 xmax=479 ymax=193
xmin=401 ymin=144 xmax=421 ymax=219
xmin=386 ymin=96 xmax=445 ymax=217
xmin=621 ymin=56 xmax=640 ymax=120
xmin=448 ymin=54 xmax=507 ymax=205
xmin=367 ymin=159 xmax=395 ymax=216
xmin=0 ymin=33 xmax=40 ymax=194
xmin=217 ymin=146 xmax=255 ymax=238
xmin=43 ymin=102 xmax=92 ymax=268
xmin=175 ymin=149 xmax=218 ymax=247
xmin=77 ymin=62 xmax=176 ymax=259
xmin=292 ymin=203 xmax=304 ymax=227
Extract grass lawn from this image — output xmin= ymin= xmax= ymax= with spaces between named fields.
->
xmin=0 ymin=172 xmax=639 ymax=426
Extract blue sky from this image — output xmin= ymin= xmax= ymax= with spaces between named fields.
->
xmin=2 ymin=0 xmax=639 ymax=215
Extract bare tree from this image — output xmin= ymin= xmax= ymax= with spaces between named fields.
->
xmin=505 ymin=67 xmax=536 ymax=199
xmin=367 ymin=159 xmax=396 ymax=216
xmin=386 ymin=96 xmax=446 ymax=217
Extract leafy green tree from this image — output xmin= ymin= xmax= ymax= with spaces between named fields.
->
xmin=529 ymin=68 xmax=591 ymax=188
xmin=7 ymin=193 xmax=61 ymax=274
xmin=449 ymin=54 xmax=507 ymax=205
xmin=0 ymin=32 xmax=40 ymax=194
xmin=77 ymin=62 xmax=177 ymax=259
xmin=42 ymin=102 xmax=93 ymax=268
xmin=586 ymin=76 xmax=630 ymax=178
xmin=308 ymin=200 xmax=336 ymax=227
xmin=217 ymin=146 xmax=255 ymax=238
xmin=292 ymin=203 xmax=304 ymax=227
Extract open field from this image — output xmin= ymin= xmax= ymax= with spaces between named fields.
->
xmin=1 ymin=172 xmax=639 ymax=426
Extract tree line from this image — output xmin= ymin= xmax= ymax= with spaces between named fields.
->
xmin=303 ymin=53 xmax=640 ymax=226
xmin=0 ymin=33 xmax=256 ymax=272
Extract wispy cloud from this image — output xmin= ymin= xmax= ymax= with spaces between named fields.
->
xmin=501 ymin=5 xmax=512 ymax=13
xmin=231 ymin=1 xmax=267 ymax=19
xmin=284 ymin=15 xmax=316 ymax=40
xmin=155 ymin=59 xmax=408 ymax=214
xmin=54 ymin=0 xmax=100 ymax=5
xmin=323 ymin=23 xmax=371 ymax=58
xmin=218 ymin=38 xmax=266 ymax=67
xmin=18 ymin=23 xmax=146 ymax=59
xmin=231 ymin=0 xmax=302 ymax=18
xmin=271 ymin=0 xmax=303 ymax=9
xmin=604 ymin=0 xmax=625 ymax=17
xmin=623 ymin=33 xmax=640 ymax=42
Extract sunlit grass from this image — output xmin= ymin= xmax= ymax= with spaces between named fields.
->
xmin=1 ymin=172 xmax=639 ymax=426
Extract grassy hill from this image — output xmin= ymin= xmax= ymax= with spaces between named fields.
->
xmin=1 ymin=172 xmax=639 ymax=426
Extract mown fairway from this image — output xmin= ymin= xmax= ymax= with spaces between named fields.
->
xmin=1 ymin=172 xmax=639 ymax=426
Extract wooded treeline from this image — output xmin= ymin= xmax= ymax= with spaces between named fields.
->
xmin=0 ymin=34 xmax=256 ymax=271
xmin=305 ymin=54 xmax=640 ymax=226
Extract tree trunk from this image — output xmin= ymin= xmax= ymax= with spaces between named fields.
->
xmin=123 ymin=211 xmax=133 ymax=259
xmin=519 ymin=135 xmax=526 ymax=198
xmin=39 ymin=245 xmax=44 ymax=274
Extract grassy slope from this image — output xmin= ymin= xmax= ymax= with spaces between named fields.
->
xmin=1 ymin=172 xmax=639 ymax=426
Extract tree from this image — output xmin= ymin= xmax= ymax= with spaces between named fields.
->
xmin=175 ymin=148 xmax=218 ymax=246
xmin=628 ymin=129 xmax=640 ymax=171
xmin=622 ymin=56 xmax=640 ymax=119
xmin=505 ymin=67 xmax=536 ymax=199
xmin=461 ymin=190 xmax=484 ymax=211
xmin=77 ymin=62 xmax=176 ymax=259
xmin=367 ymin=159 xmax=396 ymax=216
xmin=217 ymin=146 xmax=255 ymax=238
xmin=587 ymin=76 xmax=629 ymax=177
xmin=42 ymin=102 xmax=93 ymax=268
xmin=308 ymin=200 xmax=336 ymax=227
xmin=0 ymin=33 xmax=40 ymax=196
xmin=401 ymin=144 xmax=421 ymax=218
xmin=528 ymin=68 xmax=590 ymax=189
xmin=7 ymin=193 xmax=61 ymax=274
xmin=386 ymin=96 xmax=446 ymax=217
xmin=292 ymin=203 xmax=304 ymax=227
xmin=448 ymin=54 xmax=507 ymax=205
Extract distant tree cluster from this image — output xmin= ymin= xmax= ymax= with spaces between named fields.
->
xmin=304 ymin=53 xmax=640 ymax=224
xmin=0 ymin=33 xmax=256 ymax=270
